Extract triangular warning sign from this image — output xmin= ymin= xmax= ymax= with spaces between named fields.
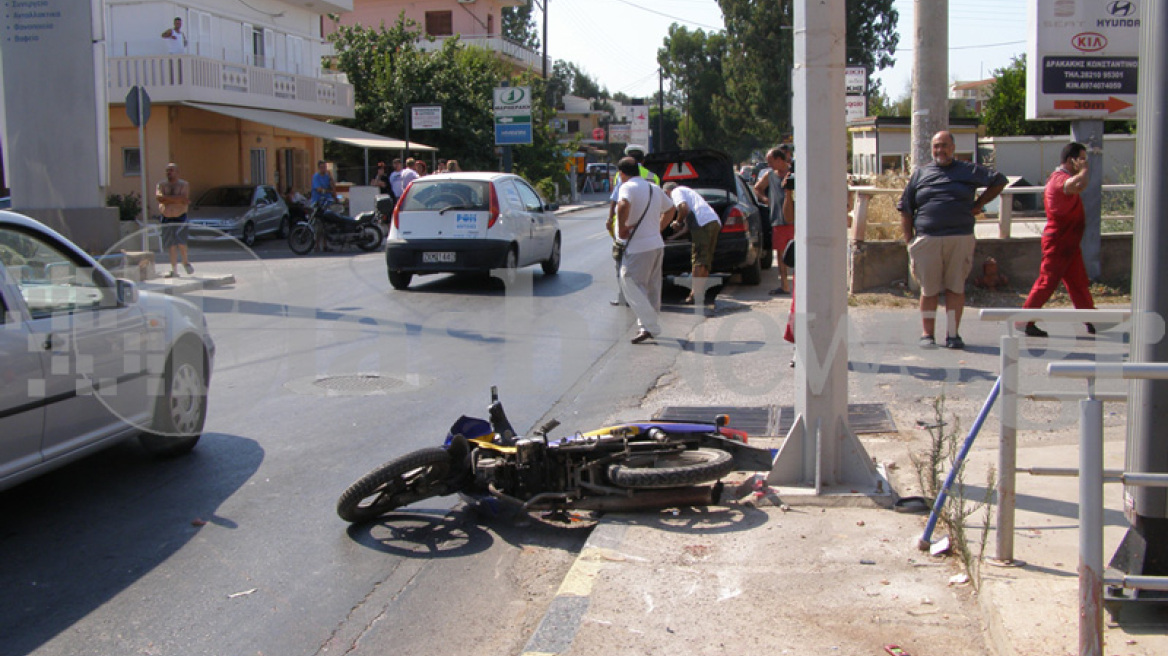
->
xmin=662 ymin=162 xmax=699 ymax=180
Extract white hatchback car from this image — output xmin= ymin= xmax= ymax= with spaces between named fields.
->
xmin=384 ymin=172 xmax=561 ymax=289
xmin=0 ymin=211 xmax=215 ymax=492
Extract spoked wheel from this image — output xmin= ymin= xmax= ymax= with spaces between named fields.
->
xmin=139 ymin=341 xmax=207 ymax=456
xmin=607 ymin=448 xmax=734 ymax=489
xmin=336 ymin=448 xmax=452 ymax=523
xmin=288 ymin=224 xmax=315 ymax=255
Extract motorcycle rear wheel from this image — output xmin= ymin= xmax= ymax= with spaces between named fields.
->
xmin=336 ymin=448 xmax=451 ymax=523
xmin=607 ymin=448 xmax=734 ymax=489
xmin=288 ymin=224 xmax=315 ymax=255
xmin=357 ymin=224 xmax=383 ymax=251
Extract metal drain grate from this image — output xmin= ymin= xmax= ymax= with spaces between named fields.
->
xmin=655 ymin=404 xmax=896 ymax=437
xmin=311 ymin=375 xmax=404 ymax=395
xmin=776 ymin=403 xmax=897 ymax=435
xmin=653 ymin=406 xmax=777 ymax=437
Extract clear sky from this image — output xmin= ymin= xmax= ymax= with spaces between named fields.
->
xmin=544 ymin=0 xmax=1030 ymax=100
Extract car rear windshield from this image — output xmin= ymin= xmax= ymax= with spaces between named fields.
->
xmin=401 ymin=180 xmax=490 ymax=212
xmin=197 ymin=187 xmax=252 ymax=207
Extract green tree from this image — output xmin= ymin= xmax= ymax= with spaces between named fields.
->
xmin=325 ymin=19 xmax=564 ymax=181
xmin=657 ymin=24 xmax=728 ymax=150
xmin=983 ymin=55 xmax=1069 ymax=136
xmin=502 ymin=1 xmax=539 ymax=50
xmin=845 ymin=0 xmax=899 ymax=98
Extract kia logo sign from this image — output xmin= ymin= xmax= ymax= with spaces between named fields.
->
xmin=1073 ymin=32 xmax=1108 ymax=52
xmin=1107 ymin=1 xmax=1136 ymax=17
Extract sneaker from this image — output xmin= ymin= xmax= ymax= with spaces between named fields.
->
xmin=1085 ymin=322 xmax=1096 ymax=335
xmin=768 ymin=287 xmax=789 ymax=296
xmin=163 ymin=270 xmax=179 ymax=278
xmin=945 ymin=335 xmax=965 ymax=350
xmin=183 ymin=263 xmax=194 ymax=275
xmin=1024 ymin=322 xmax=1048 ymax=338
xmin=631 ymin=330 xmax=654 ymax=344
xmin=918 ymin=335 xmax=937 ymax=349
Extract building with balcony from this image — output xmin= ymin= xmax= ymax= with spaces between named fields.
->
xmin=949 ymin=78 xmax=996 ymax=115
xmin=105 ymin=0 xmax=417 ymax=201
xmin=329 ymin=0 xmax=545 ymax=74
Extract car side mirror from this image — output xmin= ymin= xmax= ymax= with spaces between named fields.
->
xmin=116 ymin=278 xmax=138 ymax=305
xmin=544 ymin=203 xmax=559 ymax=211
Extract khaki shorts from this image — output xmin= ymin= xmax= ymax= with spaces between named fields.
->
xmin=908 ymin=233 xmax=975 ymax=296
xmin=690 ymin=220 xmax=720 ymax=269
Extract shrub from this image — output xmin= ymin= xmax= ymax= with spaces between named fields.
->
xmin=106 ymin=192 xmax=142 ymax=222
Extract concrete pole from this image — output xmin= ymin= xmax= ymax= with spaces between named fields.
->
xmin=910 ymin=0 xmax=949 ymax=172
xmin=1071 ymin=120 xmax=1104 ymax=280
xmin=768 ymin=0 xmax=881 ymax=493
xmin=1127 ymin=0 xmax=1168 ymax=522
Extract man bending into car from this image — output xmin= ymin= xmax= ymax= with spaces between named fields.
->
xmin=663 ymin=182 xmax=721 ymax=306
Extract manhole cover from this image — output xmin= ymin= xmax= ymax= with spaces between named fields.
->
xmin=284 ymin=373 xmax=433 ymax=397
xmin=313 ymin=375 xmax=402 ymax=394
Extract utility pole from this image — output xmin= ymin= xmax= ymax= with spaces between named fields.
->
xmin=910 ymin=0 xmax=949 ymax=172
xmin=542 ymin=0 xmax=548 ymax=79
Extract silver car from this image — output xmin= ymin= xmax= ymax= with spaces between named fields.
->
xmin=187 ymin=184 xmax=290 ymax=247
xmin=0 ymin=211 xmax=215 ymax=492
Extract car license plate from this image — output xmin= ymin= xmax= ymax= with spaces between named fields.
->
xmin=423 ymin=251 xmax=456 ymax=263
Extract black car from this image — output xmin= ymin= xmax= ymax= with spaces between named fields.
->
xmin=642 ymin=149 xmax=770 ymax=284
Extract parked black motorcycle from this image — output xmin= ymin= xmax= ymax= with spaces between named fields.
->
xmin=336 ymin=387 xmax=776 ymax=524
xmin=288 ymin=196 xmax=383 ymax=255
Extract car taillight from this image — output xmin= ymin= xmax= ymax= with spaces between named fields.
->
xmin=392 ymin=185 xmax=410 ymax=229
xmin=721 ymin=206 xmax=747 ymax=233
xmin=488 ymin=183 xmax=501 ymax=228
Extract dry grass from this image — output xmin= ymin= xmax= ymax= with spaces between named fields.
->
xmin=860 ymin=172 xmax=910 ymax=241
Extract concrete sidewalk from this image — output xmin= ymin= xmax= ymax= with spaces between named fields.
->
xmin=522 ymin=281 xmax=1167 ymax=655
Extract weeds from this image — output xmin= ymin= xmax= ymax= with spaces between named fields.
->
xmin=910 ymin=393 xmax=997 ymax=592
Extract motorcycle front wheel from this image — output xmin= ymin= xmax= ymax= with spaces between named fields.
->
xmin=288 ymin=224 xmax=315 ymax=255
xmin=607 ymin=448 xmax=734 ymax=489
xmin=336 ymin=448 xmax=452 ymax=523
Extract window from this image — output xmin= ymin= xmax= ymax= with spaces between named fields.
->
xmin=1 ymin=227 xmax=108 ymax=320
xmin=250 ymin=149 xmax=268 ymax=185
xmin=514 ymin=180 xmax=545 ymax=211
xmin=123 ymin=148 xmax=141 ymax=177
xmin=425 ymin=11 xmax=453 ymax=36
xmin=567 ymin=120 xmax=580 ymax=134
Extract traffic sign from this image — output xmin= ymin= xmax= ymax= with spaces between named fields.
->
xmin=125 ymin=86 xmax=151 ymax=127
xmin=494 ymin=86 xmax=533 ymax=145
xmin=661 ymin=162 xmax=699 ymax=181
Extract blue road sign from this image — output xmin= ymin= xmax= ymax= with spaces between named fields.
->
xmin=495 ymin=123 xmax=533 ymax=145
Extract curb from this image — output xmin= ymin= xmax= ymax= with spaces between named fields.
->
xmin=520 ymin=521 xmax=628 ymax=656
xmin=139 ymin=274 xmax=236 ymax=295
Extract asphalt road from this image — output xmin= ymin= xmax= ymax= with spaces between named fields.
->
xmin=0 ymin=207 xmax=708 ymax=656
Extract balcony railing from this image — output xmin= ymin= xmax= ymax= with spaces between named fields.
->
xmin=417 ymin=34 xmax=546 ymax=72
xmin=107 ymin=53 xmax=354 ymax=119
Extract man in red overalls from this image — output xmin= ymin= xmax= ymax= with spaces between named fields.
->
xmin=1021 ymin=141 xmax=1095 ymax=337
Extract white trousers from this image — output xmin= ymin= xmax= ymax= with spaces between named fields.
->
xmin=619 ymin=247 xmax=663 ymax=335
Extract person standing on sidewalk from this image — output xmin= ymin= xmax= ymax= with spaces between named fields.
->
xmin=1020 ymin=141 xmax=1096 ymax=337
xmin=156 ymin=163 xmax=193 ymax=278
xmin=898 ymin=131 xmax=1007 ymax=350
xmin=615 ymin=157 xmax=676 ymax=344
xmin=389 ymin=158 xmax=405 ymax=198
xmin=754 ymin=145 xmax=793 ymax=295
xmin=606 ymin=144 xmax=660 ymax=306
xmin=663 ymin=182 xmax=720 ymax=305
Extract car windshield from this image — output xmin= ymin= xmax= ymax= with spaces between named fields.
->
xmin=401 ymin=180 xmax=490 ymax=211
xmin=196 ymin=187 xmax=252 ymax=207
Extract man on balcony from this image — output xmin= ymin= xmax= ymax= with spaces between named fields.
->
xmin=161 ymin=17 xmax=187 ymax=55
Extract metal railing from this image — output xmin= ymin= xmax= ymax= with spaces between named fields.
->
xmin=1047 ymin=362 xmax=1168 ymax=656
xmin=978 ymin=308 xmax=1132 ymax=566
xmin=848 ymin=184 xmax=1136 ymax=242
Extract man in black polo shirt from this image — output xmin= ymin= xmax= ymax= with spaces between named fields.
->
xmin=898 ymin=131 xmax=1007 ymax=350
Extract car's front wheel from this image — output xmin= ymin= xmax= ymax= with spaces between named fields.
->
xmin=139 ymin=340 xmax=207 ymax=457
xmin=541 ymin=235 xmax=561 ymax=275
xmin=241 ymin=221 xmax=257 ymax=247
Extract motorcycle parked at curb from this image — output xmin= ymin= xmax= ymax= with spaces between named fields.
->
xmin=336 ymin=387 xmax=776 ymax=524
xmin=288 ymin=196 xmax=383 ymax=255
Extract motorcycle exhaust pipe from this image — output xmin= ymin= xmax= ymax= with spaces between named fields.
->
xmin=569 ymin=485 xmax=720 ymax=512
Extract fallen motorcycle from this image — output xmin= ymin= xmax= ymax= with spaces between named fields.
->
xmin=336 ymin=387 xmax=775 ymax=523
xmin=288 ymin=196 xmax=383 ymax=255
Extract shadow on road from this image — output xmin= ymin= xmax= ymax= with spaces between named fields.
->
xmin=0 ymin=434 xmax=264 ymax=656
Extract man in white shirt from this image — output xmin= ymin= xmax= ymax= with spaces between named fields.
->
xmin=162 ymin=17 xmax=187 ymax=54
xmin=615 ymin=157 xmax=676 ymax=344
xmin=664 ymin=182 xmax=722 ymax=305
xmin=399 ymin=158 xmax=419 ymax=192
